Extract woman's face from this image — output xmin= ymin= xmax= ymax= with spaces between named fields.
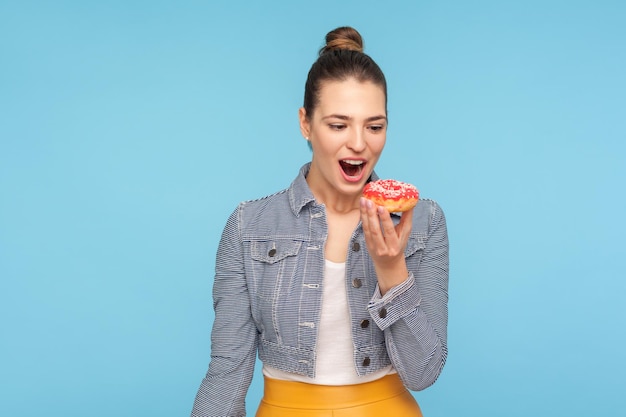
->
xmin=300 ymin=78 xmax=387 ymax=199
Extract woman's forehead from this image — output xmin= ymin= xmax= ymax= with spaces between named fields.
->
xmin=316 ymin=78 xmax=386 ymax=116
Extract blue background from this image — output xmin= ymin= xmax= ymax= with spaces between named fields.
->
xmin=1 ymin=1 xmax=625 ymax=416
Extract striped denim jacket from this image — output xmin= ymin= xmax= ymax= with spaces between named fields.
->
xmin=191 ymin=163 xmax=449 ymax=417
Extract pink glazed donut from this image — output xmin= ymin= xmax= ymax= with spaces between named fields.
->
xmin=363 ymin=179 xmax=419 ymax=212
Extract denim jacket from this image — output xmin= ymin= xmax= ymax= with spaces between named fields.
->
xmin=191 ymin=163 xmax=449 ymax=417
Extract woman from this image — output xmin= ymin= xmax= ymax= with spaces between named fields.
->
xmin=191 ymin=26 xmax=449 ymax=417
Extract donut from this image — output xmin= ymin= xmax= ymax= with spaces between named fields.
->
xmin=362 ymin=179 xmax=419 ymax=212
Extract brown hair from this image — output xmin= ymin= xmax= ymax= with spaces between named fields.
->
xmin=303 ymin=27 xmax=387 ymax=119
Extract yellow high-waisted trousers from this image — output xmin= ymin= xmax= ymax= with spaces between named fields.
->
xmin=256 ymin=374 xmax=423 ymax=417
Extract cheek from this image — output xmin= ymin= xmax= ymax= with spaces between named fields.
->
xmin=313 ymin=133 xmax=339 ymax=154
xmin=370 ymin=136 xmax=386 ymax=154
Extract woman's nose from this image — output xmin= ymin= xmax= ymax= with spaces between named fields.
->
xmin=347 ymin=130 xmax=366 ymax=152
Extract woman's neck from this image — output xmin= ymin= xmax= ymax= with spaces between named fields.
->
xmin=306 ymin=167 xmax=362 ymax=214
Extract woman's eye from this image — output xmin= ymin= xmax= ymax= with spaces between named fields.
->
xmin=329 ymin=124 xmax=346 ymax=131
xmin=368 ymin=125 xmax=385 ymax=132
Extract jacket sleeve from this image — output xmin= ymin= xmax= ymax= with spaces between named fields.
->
xmin=191 ymin=205 xmax=258 ymax=417
xmin=367 ymin=200 xmax=449 ymax=391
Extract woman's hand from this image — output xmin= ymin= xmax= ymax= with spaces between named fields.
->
xmin=360 ymin=197 xmax=413 ymax=295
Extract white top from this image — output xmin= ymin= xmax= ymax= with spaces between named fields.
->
xmin=263 ymin=260 xmax=394 ymax=385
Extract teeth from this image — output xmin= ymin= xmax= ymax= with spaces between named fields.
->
xmin=343 ymin=160 xmax=364 ymax=166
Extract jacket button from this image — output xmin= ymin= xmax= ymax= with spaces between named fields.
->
xmin=379 ymin=308 xmax=387 ymax=319
xmin=268 ymin=248 xmax=276 ymax=257
xmin=352 ymin=242 xmax=360 ymax=252
xmin=352 ymin=278 xmax=362 ymax=288
xmin=362 ymin=357 xmax=371 ymax=367
xmin=360 ymin=319 xmax=370 ymax=328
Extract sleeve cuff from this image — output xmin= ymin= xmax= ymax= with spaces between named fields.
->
xmin=367 ymin=272 xmax=422 ymax=330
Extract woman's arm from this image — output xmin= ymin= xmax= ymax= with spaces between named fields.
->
xmin=362 ymin=200 xmax=449 ymax=390
xmin=191 ymin=206 xmax=258 ymax=417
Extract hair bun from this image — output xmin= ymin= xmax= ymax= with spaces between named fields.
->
xmin=319 ymin=26 xmax=364 ymax=55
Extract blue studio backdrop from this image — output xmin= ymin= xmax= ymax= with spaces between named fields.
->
xmin=1 ymin=1 xmax=625 ymax=416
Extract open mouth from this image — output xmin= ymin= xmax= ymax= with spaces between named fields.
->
xmin=339 ymin=159 xmax=365 ymax=177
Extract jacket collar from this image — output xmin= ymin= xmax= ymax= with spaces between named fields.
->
xmin=287 ymin=162 xmax=379 ymax=216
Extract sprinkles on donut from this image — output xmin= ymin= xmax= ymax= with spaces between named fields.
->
xmin=362 ymin=179 xmax=419 ymax=212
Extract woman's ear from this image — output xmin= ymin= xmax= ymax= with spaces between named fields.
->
xmin=298 ymin=107 xmax=310 ymax=140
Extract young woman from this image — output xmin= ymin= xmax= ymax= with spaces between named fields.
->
xmin=191 ymin=26 xmax=449 ymax=417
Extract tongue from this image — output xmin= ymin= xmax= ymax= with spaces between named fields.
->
xmin=340 ymin=161 xmax=362 ymax=177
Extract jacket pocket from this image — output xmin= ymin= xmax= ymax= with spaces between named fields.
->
xmin=250 ymin=239 xmax=302 ymax=264
xmin=404 ymin=232 xmax=426 ymax=258
xmin=247 ymin=239 xmax=303 ymax=301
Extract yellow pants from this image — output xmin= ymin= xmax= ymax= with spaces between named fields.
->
xmin=256 ymin=374 xmax=423 ymax=417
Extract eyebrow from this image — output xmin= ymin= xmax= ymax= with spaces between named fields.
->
xmin=322 ymin=114 xmax=387 ymax=122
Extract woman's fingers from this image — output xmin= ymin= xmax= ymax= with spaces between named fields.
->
xmin=360 ymin=198 xmax=409 ymax=257
xmin=360 ymin=197 xmax=379 ymax=240
xmin=396 ymin=206 xmax=413 ymax=244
